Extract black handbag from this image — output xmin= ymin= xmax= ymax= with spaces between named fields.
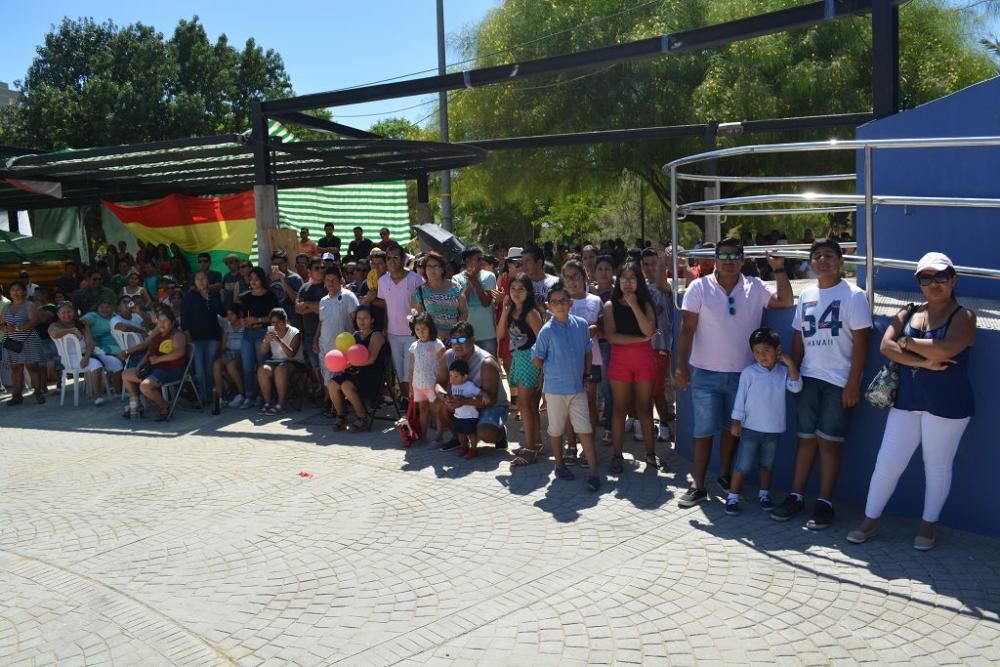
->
xmin=2 ymin=337 xmax=24 ymax=353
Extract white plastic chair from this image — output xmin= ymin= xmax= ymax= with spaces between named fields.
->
xmin=54 ymin=334 xmax=106 ymax=407
xmin=111 ymin=329 xmax=144 ymax=400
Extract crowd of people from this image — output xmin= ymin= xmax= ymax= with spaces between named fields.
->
xmin=0 ymin=225 xmax=975 ymax=550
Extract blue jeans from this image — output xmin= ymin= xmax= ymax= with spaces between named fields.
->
xmin=192 ymin=339 xmax=220 ymax=402
xmin=690 ymin=367 xmax=742 ymax=438
xmin=598 ymin=339 xmax=613 ymax=430
xmin=734 ymin=428 xmax=781 ymax=474
xmin=796 ymin=376 xmax=850 ymax=442
xmin=301 ymin=332 xmax=318 ymax=372
xmin=240 ymin=327 xmax=268 ymax=400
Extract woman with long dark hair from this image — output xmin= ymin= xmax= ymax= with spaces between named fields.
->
xmin=498 ymin=273 xmax=544 ymax=466
xmin=237 ymin=267 xmax=279 ymax=407
xmin=2 ymin=282 xmax=44 ymax=405
xmin=603 ymin=261 xmax=658 ymax=474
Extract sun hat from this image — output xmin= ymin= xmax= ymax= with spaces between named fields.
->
xmin=321 ymin=252 xmax=337 ymax=261
xmin=507 ymin=246 xmax=524 ymax=260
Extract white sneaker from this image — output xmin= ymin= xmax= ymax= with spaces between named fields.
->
xmin=624 ymin=417 xmax=636 ymax=431
xmin=632 ymin=419 xmax=643 ymax=441
xmin=229 ymin=394 xmax=246 ymax=408
xmin=657 ymin=424 xmax=671 ymax=442
xmin=94 ymin=396 xmax=106 ymax=406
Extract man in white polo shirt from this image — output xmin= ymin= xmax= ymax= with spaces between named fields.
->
xmin=675 ymin=237 xmax=793 ymax=507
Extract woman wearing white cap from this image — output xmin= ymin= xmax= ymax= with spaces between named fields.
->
xmin=848 ymin=252 xmax=976 ymax=551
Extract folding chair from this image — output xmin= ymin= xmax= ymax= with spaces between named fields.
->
xmin=111 ymin=329 xmax=144 ymax=400
xmin=54 ymin=335 xmax=110 ymax=407
xmin=159 ymin=354 xmax=202 ymax=421
xmin=365 ymin=362 xmax=403 ymax=431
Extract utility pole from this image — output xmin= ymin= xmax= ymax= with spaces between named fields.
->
xmin=436 ymin=0 xmax=453 ymax=231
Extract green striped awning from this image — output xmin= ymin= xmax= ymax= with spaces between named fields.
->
xmin=250 ymin=120 xmax=412 ymax=261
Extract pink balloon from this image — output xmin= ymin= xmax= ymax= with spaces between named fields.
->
xmin=347 ymin=344 xmax=369 ymax=366
xmin=324 ymin=349 xmax=348 ymax=373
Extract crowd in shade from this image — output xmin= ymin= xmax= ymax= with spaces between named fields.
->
xmin=0 ymin=224 xmax=975 ymax=551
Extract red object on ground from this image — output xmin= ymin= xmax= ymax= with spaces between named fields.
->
xmin=298 ymin=471 xmax=312 ymax=478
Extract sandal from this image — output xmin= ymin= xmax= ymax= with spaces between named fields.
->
xmin=347 ymin=414 xmax=369 ymax=431
xmin=334 ymin=414 xmax=348 ymax=430
xmin=154 ymin=409 xmax=170 ymax=422
xmin=645 ymin=453 xmax=659 ymax=470
xmin=7 ymin=394 xmax=23 ymax=406
xmin=34 ymin=391 xmax=46 ymax=404
xmin=511 ymin=446 xmax=543 ymax=467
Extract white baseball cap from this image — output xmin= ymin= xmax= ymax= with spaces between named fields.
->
xmin=914 ymin=252 xmax=953 ymax=275
xmin=321 ymin=252 xmax=337 ymax=261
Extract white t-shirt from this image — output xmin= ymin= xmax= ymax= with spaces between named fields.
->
xmin=792 ymin=280 xmax=873 ymax=387
xmin=682 ymin=273 xmax=774 ymax=373
xmin=267 ymin=325 xmax=303 ymax=362
xmin=570 ymin=293 xmax=603 ymax=366
xmin=409 ymin=338 xmax=445 ymax=389
xmin=451 ymin=379 xmax=480 ymax=419
xmin=318 ymin=289 xmax=359 ymax=348
xmin=111 ymin=313 xmax=145 ymax=333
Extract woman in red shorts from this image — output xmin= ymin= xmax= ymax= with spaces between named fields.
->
xmin=603 ymin=261 xmax=658 ymax=474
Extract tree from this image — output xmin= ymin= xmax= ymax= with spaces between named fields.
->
xmin=368 ymin=117 xmax=422 ymax=140
xmin=3 ymin=16 xmax=293 ymax=149
xmin=447 ymin=0 xmax=995 ymax=243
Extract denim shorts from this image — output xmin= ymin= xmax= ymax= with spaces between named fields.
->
xmin=797 ymin=376 xmax=850 ymax=443
xmin=734 ymin=428 xmax=781 ymax=474
xmin=478 ymin=403 xmax=509 ymax=429
xmin=690 ymin=367 xmax=742 ymax=438
xmin=147 ymin=367 xmax=184 ymax=385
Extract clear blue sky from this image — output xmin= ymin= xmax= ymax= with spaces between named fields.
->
xmin=1 ymin=0 xmax=499 ymax=127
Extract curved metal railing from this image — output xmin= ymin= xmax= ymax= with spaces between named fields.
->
xmin=663 ymin=136 xmax=1000 ymax=310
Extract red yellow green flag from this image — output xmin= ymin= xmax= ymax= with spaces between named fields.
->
xmin=102 ymin=192 xmax=256 ymax=270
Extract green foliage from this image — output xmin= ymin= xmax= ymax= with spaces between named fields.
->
xmin=368 ymin=117 xmax=423 ymax=140
xmin=447 ymin=0 xmax=995 ymax=245
xmin=4 ymin=16 xmax=292 ymax=149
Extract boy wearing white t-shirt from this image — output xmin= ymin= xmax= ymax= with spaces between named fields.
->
xmin=771 ymin=239 xmax=872 ymax=530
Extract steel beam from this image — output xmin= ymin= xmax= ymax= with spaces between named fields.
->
xmin=263 ymin=0 xmax=903 ymax=114
xmin=872 ymin=0 xmax=900 ymax=118
xmin=269 ymin=112 xmax=381 ymax=139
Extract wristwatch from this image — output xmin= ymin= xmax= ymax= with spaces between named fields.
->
xmin=899 ymin=336 xmax=910 ymax=351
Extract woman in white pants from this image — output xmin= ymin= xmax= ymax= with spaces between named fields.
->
xmin=848 ymin=253 xmax=976 ymax=551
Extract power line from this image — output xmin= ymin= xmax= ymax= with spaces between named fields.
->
xmin=330 ymin=0 xmax=665 ymax=93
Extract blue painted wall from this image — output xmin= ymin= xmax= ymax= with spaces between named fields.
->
xmin=674 ymin=77 xmax=1000 ymax=537
xmin=855 ymin=76 xmax=1000 ymax=300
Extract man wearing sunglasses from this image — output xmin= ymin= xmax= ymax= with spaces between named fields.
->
xmin=676 ymin=237 xmax=793 ymax=508
xmin=434 ymin=321 xmax=510 ymax=452
xmin=771 ymin=238 xmax=872 ymax=530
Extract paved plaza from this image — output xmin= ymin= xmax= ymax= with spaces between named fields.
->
xmin=1 ymin=397 xmax=999 ymax=666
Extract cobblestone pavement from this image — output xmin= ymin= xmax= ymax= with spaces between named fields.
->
xmin=1 ymin=396 xmax=998 ymax=666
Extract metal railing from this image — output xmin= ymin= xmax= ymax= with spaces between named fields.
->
xmin=663 ymin=136 xmax=1000 ymax=309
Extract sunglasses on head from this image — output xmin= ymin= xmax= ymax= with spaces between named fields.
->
xmin=917 ymin=270 xmax=952 ymax=286
xmin=449 ymin=336 xmax=469 ymax=345
xmin=716 ymin=252 xmax=742 ymax=261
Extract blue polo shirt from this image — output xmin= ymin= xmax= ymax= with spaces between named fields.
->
xmin=531 ymin=313 xmax=591 ymax=395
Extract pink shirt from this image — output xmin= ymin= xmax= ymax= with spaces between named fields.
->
xmin=681 ymin=272 xmax=774 ymax=373
xmin=378 ymin=271 xmax=425 ymax=336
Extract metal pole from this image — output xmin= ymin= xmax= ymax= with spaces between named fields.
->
xmin=864 ymin=145 xmax=875 ymax=311
xmin=872 ymin=0 xmax=900 ymax=118
xmin=251 ymin=101 xmax=275 ymax=265
xmin=670 ymin=164 xmax=680 ymax=308
xmin=436 ymin=0 xmax=453 ymax=232
xmin=416 ymin=173 xmax=431 ymax=226
xmin=639 ymin=180 xmax=646 ymax=245
xmin=703 ymin=122 xmax=720 ymax=242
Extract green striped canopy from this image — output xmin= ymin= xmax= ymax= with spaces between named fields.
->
xmin=251 ymin=120 xmax=412 ymax=261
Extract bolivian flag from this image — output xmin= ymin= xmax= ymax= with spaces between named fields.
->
xmin=102 ymin=192 xmax=256 ymax=271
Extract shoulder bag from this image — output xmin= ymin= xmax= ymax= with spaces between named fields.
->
xmin=865 ymin=303 xmax=917 ymax=409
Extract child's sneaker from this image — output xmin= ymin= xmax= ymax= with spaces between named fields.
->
xmin=678 ymin=487 xmax=708 ymax=508
xmin=463 ymin=448 xmax=479 ymax=460
xmin=554 ymin=464 xmax=575 ymax=481
xmin=759 ymin=495 xmax=776 ymax=512
xmin=725 ymin=497 xmax=741 ymax=516
xmin=456 ymin=444 xmax=470 ymax=456
xmin=562 ymin=444 xmax=577 ymax=466
xmin=585 ymin=475 xmax=601 ymax=492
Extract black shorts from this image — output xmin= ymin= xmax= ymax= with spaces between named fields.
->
xmin=454 ymin=417 xmax=479 ymax=434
